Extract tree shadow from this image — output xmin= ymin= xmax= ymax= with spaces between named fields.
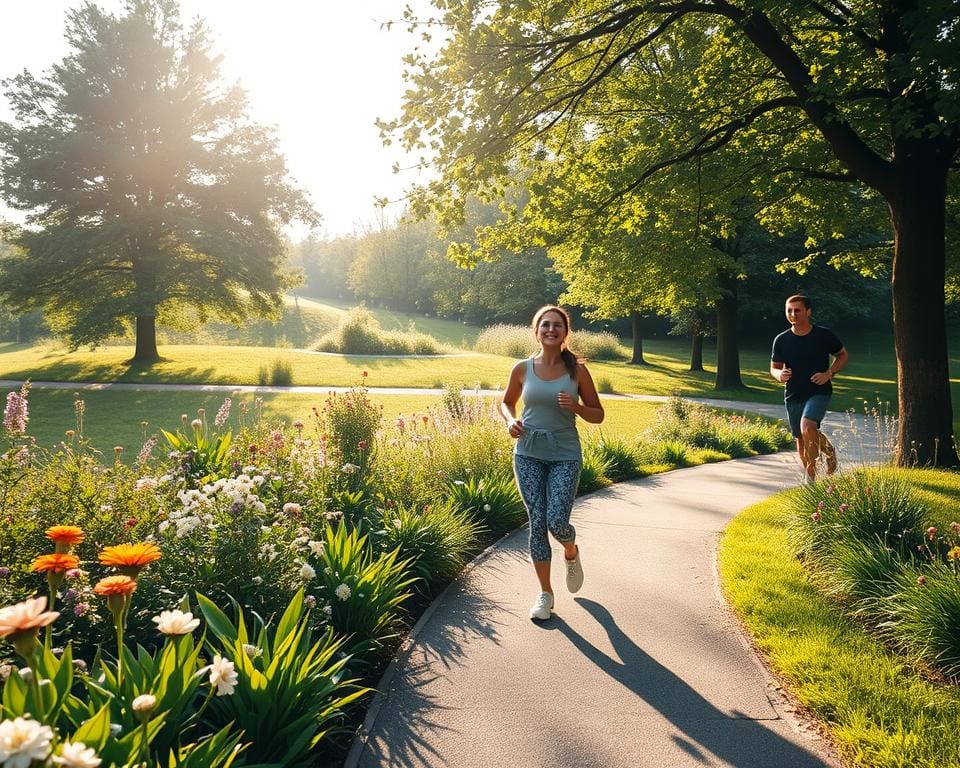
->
xmin=540 ymin=598 xmax=834 ymax=768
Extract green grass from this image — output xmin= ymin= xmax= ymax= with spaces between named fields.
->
xmin=719 ymin=471 xmax=960 ymax=768
xmin=15 ymin=388 xmax=665 ymax=456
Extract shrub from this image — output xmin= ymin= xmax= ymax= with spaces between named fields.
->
xmin=570 ymin=330 xmax=628 ymax=361
xmin=198 ymin=590 xmax=369 ymax=765
xmin=473 ymin=324 xmax=534 ymax=358
xmin=595 ymin=376 xmax=615 ymax=394
xmin=269 ymin=358 xmax=294 ymax=386
xmin=446 ymin=473 xmax=527 ymax=536
xmin=636 ymin=439 xmax=692 ymax=468
xmin=577 ymin=449 xmax=612 ymax=494
xmin=588 ymin=436 xmax=643 ymax=482
xmin=316 ymin=382 xmax=382 ymax=494
xmin=307 ymin=521 xmax=416 ymax=659
xmin=315 ymin=306 xmax=447 ymax=355
xmin=371 ymin=500 xmax=481 ymax=590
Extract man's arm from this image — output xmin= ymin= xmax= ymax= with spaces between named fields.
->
xmin=811 ymin=347 xmax=848 ymax=385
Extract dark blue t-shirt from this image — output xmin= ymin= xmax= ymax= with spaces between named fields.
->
xmin=771 ymin=325 xmax=843 ymax=402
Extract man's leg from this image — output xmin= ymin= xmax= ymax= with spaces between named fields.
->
xmin=785 ymin=400 xmax=814 ymax=480
xmin=802 ymin=395 xmax=833 ymax=477
xmin=799 ymin=418 xmax=820 ymax=479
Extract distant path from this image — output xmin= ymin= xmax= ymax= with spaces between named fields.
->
xmin=2 ymin=380 xmax=888 ymax=468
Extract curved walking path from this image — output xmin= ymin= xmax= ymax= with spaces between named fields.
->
xmin=345 ymin=410 xmax=878 ymax=768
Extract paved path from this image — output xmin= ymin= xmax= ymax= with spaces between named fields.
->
xmin=344 ymin=407 xmax=883 ymax=768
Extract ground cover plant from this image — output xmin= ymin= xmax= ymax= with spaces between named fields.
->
xmin=719 ymin=468 xmax=960 ymax=767
xmin=315 ymin=306 xmax=451 ymax=355
xmin=0 ymin=380 xmax=789 ymax=765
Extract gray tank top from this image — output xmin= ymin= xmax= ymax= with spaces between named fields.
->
xmin=515 ymin=358 xmax=582 ymax=461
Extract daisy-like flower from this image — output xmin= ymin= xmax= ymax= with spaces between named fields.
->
xmin=242 ymin=643 xmax=262 ymax=659
xmin=208 ymin=654 xmax=238 ymax=696
xmin=53 ymin=740 xmax=102 ymax=767
xmin=283 ymin=502 xmax=302 ymax=516
xmin=98 ymin=542 xmax=161 ymax=578
xmin=0 ymin=596 xmax=60 ymax=658
xmin=299 ymin=563 xmax=316 ymax=581
xmin=45 ymin=525 xmax=85 ymax=553
xmin=30 ymin=553 xmax=80 ymax=574
xmin=0 ymin=717 xmax=54 ymax=768
xmin=152 ymin=609 xmax=200 ymax=636
xmin=334 ymin=583 xmax=352 ymax=601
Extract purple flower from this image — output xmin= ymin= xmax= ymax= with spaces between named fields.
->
xmin=3 ymin=388 xmax=29 ymax=435
xmin=0 ymin=567 xmax=10 ymax=578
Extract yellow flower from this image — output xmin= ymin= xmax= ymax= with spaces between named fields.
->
xmin=947 ymin=546 xmax=960 ymax=562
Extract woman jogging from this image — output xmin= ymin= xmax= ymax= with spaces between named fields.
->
xmin=501 ymin=305 xmax=605 ymax=621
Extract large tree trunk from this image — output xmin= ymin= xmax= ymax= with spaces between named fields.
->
xmin=714 ymin=271 xmax=743 ymax=389
xmin=133 ymin=315 xmax=160 ymax=362
xmin=889 ymin=161 xmax=958 ymax=467
xmin=629 ymin=310 xmax=646 ymax=365
xmin=689 ymin=327 xmax=704 ymax=372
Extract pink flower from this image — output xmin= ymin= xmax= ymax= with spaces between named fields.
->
xmin=357 ymin=440 xmax=368 ymax=451
xmin=817 ymin=501 xmax=825 ymax=510
xmin=811 ymin=511 xmax=821 ymax=522
xmin=839 ymin=504 xmax=848 ymax=513
xmin=917 ymin=575 xmax=927 ymax=586
xmin=927 ymin=527 xmax=937 ymax=541
xmin=3 ymin=387 xmax=29 ymax=435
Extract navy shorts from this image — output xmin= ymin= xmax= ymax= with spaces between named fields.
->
xmin=784 ymin=394 xmax=830 ymax=438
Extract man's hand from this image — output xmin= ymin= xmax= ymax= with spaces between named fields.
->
xmin=778 ymin=367 xmax=793 ymax=383
xmin=810 ymin=370 xmax=833 ymax=385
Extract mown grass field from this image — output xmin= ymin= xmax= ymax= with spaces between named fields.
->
xmin=719 ymin=469 xmax=960 ymax=767
xmin=14 ymin=388 xmax=666 ymax=456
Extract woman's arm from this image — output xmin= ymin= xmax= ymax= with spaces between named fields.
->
xmin=500 ymin=361 xmax=526 ymax=438
xmin=558 ymin=364 xmax=605 ymax=423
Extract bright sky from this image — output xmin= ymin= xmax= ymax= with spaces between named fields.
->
xmin=0 ymin=1 xmax=436 ymax=239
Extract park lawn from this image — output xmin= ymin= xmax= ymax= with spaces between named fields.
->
xmin=718 ymin=470 xmax=960 ymax=768
xmin=15 ymin=388 xmax=666 ymax=456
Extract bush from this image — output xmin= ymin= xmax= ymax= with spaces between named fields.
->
xmin=269 ymin=358 xmax=294 ymax=386
xmin=577 ymin=449 xmax=612 ymax=494
xmin=588 ymin=436 xmax=643 ymax=482
xmin=371 ymin=500 xmax=480 ymax=590
xmin=315 ymin=306 xmax=448 ymax=355
xmin=570 ymin=330 xmax=628 ymax=361
xmin=474 ymin=323 xmax=628 ymax=361
xmin=316 ymin=381 xmax=382 ymax=494
xmin=446 ymin=473 xmax=527 ymax=536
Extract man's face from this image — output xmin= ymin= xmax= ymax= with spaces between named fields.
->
xmin=785 ymin=300 xmax=811 ymax=325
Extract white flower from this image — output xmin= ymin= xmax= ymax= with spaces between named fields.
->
xmin=334 ymin=583 xmax=352 ymax=601
xmin=131 ymin=694 xmax=156 ymax=713
xmin=282 ymin=502 xmax=302 ymax=516
xmin=308 ymin=540 xmax=325 ymax=556
xmin=483 ymin=504 xmax=491 ymax=512
xmin=340 ymin=463 xmax=359 ymax=474
xmin=299 ymin=563 xmax=316 ymax=581
xmin=191 ymin=418 xmax=203 ymax=429
xmin=53 ymin=740 xmax=101 ymax=768
xmin=17 ymin=668 xmax=32 ymax=683
xmin=0 ymin=664 xmax=12 ymax=680
xmin=134 ymin=477 xmax=158 ymax=492
xmin=208 ymin=655 xmax=238 ymax=696
xmin=108 ymin=724 xmax=121 ymax=737
xmin=323 ymin=604 xmax=333 ymax=616
xmin=242 ymin=644 xmax=262 ymax=660
xmin=0 ymin=717 xmax=54 ymax=768
xmin=251 ymin=576 xmax=263 ymax=585
xmin=152 ymin=609 xmax=200 ymax=636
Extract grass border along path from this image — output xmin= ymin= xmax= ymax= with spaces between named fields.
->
xmin=718 ymin=472 xmax=960 ymax=768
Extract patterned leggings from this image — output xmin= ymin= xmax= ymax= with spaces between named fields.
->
xmin=513 ymin=454 xmax=581 ymax=561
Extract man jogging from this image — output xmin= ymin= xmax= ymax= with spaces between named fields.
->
xmin=770 ymin=294 xmax=849 ymax=482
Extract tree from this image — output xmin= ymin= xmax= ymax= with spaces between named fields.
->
xmin=389 ymin=1 xmax=959 ymax=466
xmin=0 ymin=0 xmax=313 ymax=361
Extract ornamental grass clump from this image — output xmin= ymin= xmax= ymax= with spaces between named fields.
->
xmin=587 ymin=436 xmax=645 ymax=482
xmin=373 ymin=500 xmax=481 ymax=590
xmin=446 ymin=473 xmax=527 ymax=537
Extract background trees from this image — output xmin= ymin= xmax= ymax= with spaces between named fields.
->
xmin=386 ymin=1 xmax=959 ymax=466
xmin=0 ymin=0 xmax=313 ymax=361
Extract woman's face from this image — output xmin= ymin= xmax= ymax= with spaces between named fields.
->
xmin=536 ymin=310 xmax=567 ymax=347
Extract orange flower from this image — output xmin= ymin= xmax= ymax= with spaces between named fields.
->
xmin=45 ymin=525 xmax=85 ymax=554
xmin=94 ymin=574 xmax=137 ymax=619
xmin=93 ymin=575 xmax=137 ymax=597
xmin=0 ymin=596 xmax=59 ymax=659
xmin=99 ymin=542 xmax=161 ymax=578
xmin=30 ymin=553 xmax=80 ymax=574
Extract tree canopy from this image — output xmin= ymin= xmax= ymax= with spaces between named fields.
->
xmin=387 ymin=0 xmax=960 ymax=466
xmin=0 ymin=0 xmax=314 ymax=360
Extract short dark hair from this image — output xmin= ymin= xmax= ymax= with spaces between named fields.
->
xmin=785 ymin=294 xmax=811 ymax=309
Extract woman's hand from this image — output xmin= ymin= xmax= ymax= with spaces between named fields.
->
xmin=557 ymin=392 xmax=577 ymax=413
xmin=507 ymin=418 xmax=525 ymax=438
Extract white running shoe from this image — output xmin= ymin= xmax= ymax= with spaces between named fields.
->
xmin=529 ymin=591 xmax=554 ymax=621
xmin=565 ymin=547 xmax=584 ymax=593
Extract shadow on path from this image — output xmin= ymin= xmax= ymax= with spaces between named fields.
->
xmin=539 ymin=598 xmax=832 ymax=768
